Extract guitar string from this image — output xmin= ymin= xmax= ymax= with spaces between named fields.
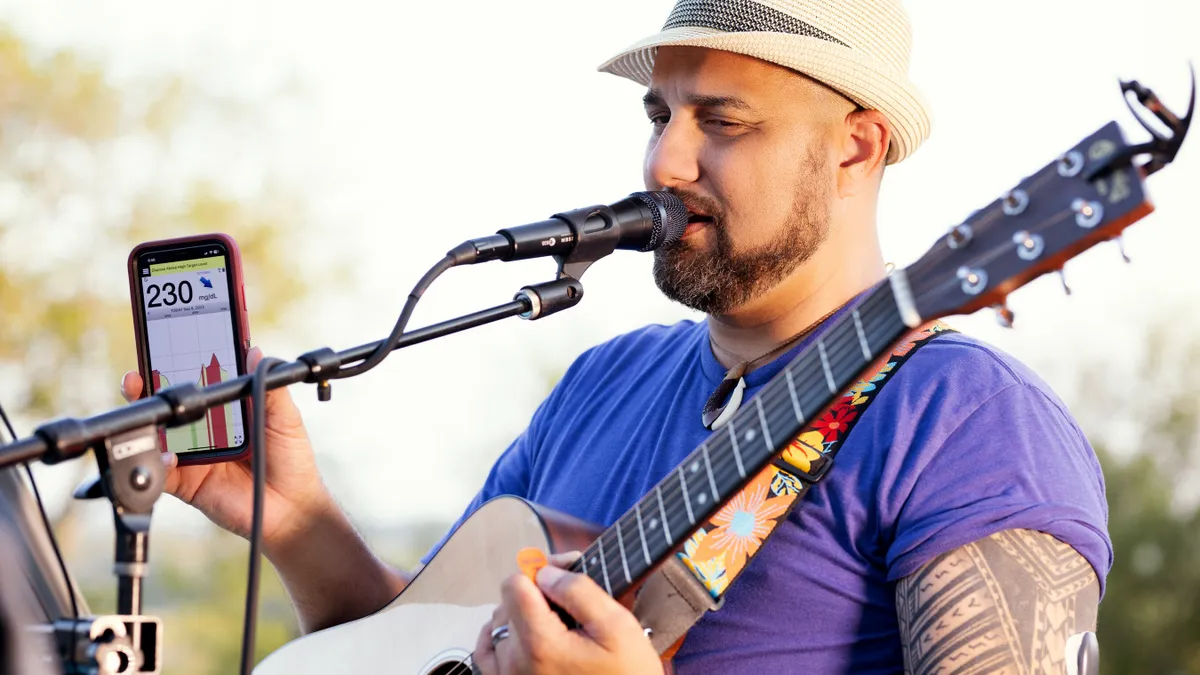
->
xmin=577 ymin=146 xmax=1107 ymax=593
xmin=592 ymin=168 xmax=1112 ymax=594
xmin=609 ymin=149 xmax=1089 ymax=569
xmin=577 ymin=290 xmax=898 ymax=593
xmin=587 ymin=290 xmax=894 ymax=572
xmin=598 ymin=180 xmax=1110 ymax=595
xmin=905 ymin=158 xmax=1064 ymax=282
xmin=575 ymin=289 xmax=900 ymax=593
xmin=604 ymin=183 xmax=1111 ymax=592
xmin=909 ymin=207 xmax=1078 ymax=301
xmin=575 ymin=289 xmax=893 ymax=581
xmin=438 ymin=292 xmax=899 ymax=675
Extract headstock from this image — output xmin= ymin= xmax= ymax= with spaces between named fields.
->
xmin=907 ymin=69 xmax=1194 ymax=323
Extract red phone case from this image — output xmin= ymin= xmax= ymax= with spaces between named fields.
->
xmin=127 ymin=233 xmax=252 ymax=465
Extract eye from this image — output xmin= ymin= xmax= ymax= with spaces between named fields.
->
xmin=648 ymin=112 xmax=670 ymax=126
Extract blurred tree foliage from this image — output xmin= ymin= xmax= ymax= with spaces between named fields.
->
xmin=0 ymin=22 xmax=336 ymax=675
xmin=0 ymin=24 xmax=320 ymax=421
xmin=1083 ymin=326 xmax=1200 ymax=675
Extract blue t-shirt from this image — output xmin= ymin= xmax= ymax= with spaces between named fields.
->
xmin=425 ymin=310 xmax=1111 ymax=673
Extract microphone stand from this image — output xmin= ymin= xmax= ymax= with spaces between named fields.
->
xmin=1 ymin=273 xmax=585 ymax=675
xmin=0 ymin=276 xmax=583 ymax=470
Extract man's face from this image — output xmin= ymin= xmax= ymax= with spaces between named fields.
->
xmin=643 ymin=47 xmax=853 ymax=315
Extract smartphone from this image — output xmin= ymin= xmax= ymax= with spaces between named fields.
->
xmin=127 ymin=233 xmax=252 ymax=465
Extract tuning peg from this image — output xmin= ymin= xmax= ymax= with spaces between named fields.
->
xmin=994 ymin=304 xmax=1015 ymax=328
xmin=1058 ymin=269 xmax=1072 ymax=296
xmin=1116 ymin=236 xmax=1132 ymax=263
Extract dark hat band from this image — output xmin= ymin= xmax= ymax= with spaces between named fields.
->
xmin=662 ymin=0 xmax=848 ymax=48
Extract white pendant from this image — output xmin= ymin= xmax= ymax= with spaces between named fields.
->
xmin=708 ymin=377 xmax=746 ymax=430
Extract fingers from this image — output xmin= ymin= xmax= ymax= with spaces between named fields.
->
xmin=245 ymin=346 xmax=307 ymax=439
xmin=534 ymin=565 xmax=640 ymax=648
xmin=502 ymin=573 xmax=566 ymax=665
xmin=548 ymin=551 xmax=583 ymax=568
xmin=160 ymin=451 xmax=181 ymax=496
xmin=473 ymin=619 xmax=500 ymax=675
xmin=246 ymin=345 xmax=263 ymax=371
xmin=122 ymin=372 xmax=181 ymax=497
xmin=121 ymin=371 xmax=144 ymax=402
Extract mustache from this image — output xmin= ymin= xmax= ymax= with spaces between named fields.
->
xmin=667 ymin=189 xmax=724 ymax=220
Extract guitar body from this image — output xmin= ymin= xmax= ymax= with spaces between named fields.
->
xmin=253 ymin=496 xmax=602 ymax=675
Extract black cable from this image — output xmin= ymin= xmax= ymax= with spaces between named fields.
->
xmin=240 ymin=356 xmax=282 ymax=675
xmin=0 ymin=401 xmax=79 ymax=621
xmin=331 ymin=254 xmax=456 ymax=380
xmin=235 ymin=256 xmax=455 ymax=671
xmin=236 ymin=255 xmax=455 ymax=671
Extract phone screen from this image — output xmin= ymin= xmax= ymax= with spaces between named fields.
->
xmin=136 ymin=242 xmax=246 ymax=454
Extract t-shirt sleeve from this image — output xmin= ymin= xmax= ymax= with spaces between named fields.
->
xmin=885 ymin=382 xmax=1113 ymax=596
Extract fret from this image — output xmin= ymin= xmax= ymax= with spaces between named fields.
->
xmin=597 ymin=537 xmax=613 ymax=595
xmin=727 ymin=420 xmax=747 ymax=479
xmin=785 ymin=368 xmax=804 ymax=422
xmin=615 ymin=520 xmax=632 ymax=584
xmin=818 ymin=340 xmax=837 ymax=393
xmin=701 ymin=443 xmax=720 ymax=501
xmin=580 ymin=548 xmax=588 ymax=575
xmin=852 ymin=309 xmax=871 ymax=361
xmin=677 ymin=467 xmax=695 ymax=525
xmin=655 ymin=485 xmax=671 ymax=546
xmin=755 ymin=397 xmax=773 ymax=450
xmin=634 ymin=500 xmax=652 ymax=565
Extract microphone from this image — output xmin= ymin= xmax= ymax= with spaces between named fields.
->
xmin=447 ymin=191 xmax=688 ymax=266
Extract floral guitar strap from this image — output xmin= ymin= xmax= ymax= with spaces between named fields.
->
xmin=675 ymin=321 xmax=954 ymax=601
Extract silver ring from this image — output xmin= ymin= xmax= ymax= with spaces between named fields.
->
xmin=490 ymin=624 xmax=510 ymax=648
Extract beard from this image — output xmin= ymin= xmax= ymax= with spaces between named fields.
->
xmin=652 ymin=154 xmax=833 ymax=315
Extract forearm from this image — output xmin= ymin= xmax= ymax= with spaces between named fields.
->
xmin=896 ymin=529 xmax=1099 ymax=674
xmin=265 ymin=501 xmax=412 ymax=634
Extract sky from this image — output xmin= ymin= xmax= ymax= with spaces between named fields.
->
xmin=4 ymin=0 xmax=1198 ymax=535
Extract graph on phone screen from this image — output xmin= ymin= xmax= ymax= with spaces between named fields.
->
xmin=141 ymin=255 xmax=244 ymax=453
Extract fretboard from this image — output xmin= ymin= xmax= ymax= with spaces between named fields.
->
xmin=569 ymin=279 xmax=912 ymax=599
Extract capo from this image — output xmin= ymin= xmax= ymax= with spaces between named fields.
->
xmin=1087 ymin=64 xmax=1195 ymax=180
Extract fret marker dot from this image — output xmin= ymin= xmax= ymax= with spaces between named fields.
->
xmin=648 ymin=519 xmax=658 ymax=530
xmin=691 ymin=461 xmax=700 ymax=473
xmin=744 ymin=429 xmax=756 ymax=442
xmin=698 ymin=493 xmax=708 ymax=505
xmin=591 ymin=557 xmax=599 ymax=567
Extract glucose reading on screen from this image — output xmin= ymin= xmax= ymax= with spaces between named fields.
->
xmin=137 ymin=244 xmax=246 ymax=455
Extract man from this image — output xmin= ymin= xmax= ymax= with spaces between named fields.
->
xmin=123 ymin=0 xmax=1111 ymax=672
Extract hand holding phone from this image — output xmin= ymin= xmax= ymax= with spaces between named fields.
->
xmin=124 ymin=234 xmax=332 ymax=548
xmin=127 ymin=233 xmax=252 ymax=465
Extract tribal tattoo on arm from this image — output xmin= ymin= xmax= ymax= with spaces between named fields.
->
xmin=896 ymin=529 xmax=1099 ymax=675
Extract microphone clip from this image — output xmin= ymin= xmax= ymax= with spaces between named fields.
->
xmin=550 ymin=204 xmax=623 ymax=282
xmin=515 ymin=277 xmax=585 ymax=321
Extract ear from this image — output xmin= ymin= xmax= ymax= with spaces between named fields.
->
xmin=837 ymin=108 xmax=890 ymax=197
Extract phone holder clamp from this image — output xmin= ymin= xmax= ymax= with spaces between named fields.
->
xmin=299 ymin=348 xmax=341 ymax=402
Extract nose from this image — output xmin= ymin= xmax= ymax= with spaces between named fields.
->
xmin=644 ymin=119 xmax=701 ymax=190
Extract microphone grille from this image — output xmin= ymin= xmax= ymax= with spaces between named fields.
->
xmin=631 ymin=191 xmax=688 ymax=251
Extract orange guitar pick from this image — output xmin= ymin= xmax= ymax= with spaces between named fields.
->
xmin=517 ymin=547 xmax=548 ymax=582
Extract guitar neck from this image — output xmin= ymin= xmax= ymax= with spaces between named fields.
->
xmin=570 ymin=277 xmax=914 ymax=599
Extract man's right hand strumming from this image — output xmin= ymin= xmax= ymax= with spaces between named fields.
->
xmin=121 ymin=346 xmax=410 ymax=633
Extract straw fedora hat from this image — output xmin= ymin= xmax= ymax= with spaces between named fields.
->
xmin=598 ymin=0 xmax=931 ymax=164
